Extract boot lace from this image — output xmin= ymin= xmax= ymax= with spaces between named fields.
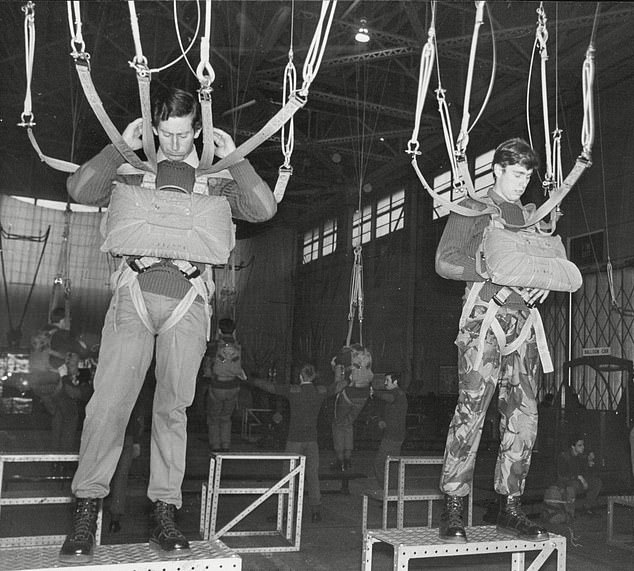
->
xmin=155 ymin=502 xmax=185 ymax=539
xmin=506 ymin=498 xmax=534 ymax=526
xmin=445 ymin=496 xmax=464 ymax=527
xmin=71 ymin=500 xmax=97 ymax=541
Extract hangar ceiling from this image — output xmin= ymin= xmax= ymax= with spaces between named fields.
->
xmin=1 ymin=1 xmax=633 ymax=226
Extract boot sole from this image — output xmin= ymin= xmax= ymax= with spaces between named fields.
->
xmin=496 ymin=525 xmax=549 ymax=542
xmin=58 ymin=552 xmax=93 ymax=564
xmin=149 ymin=539 xmax=191 ymax=559
xmin=438 ymin=534 xmax=467 ymax=544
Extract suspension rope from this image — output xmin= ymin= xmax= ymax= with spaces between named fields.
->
xmin=275 ymin=0 xmax=297 ymax=204
xmin=407 ymin=2 xmax=497 ymax=219
xmin=346 ymin=245 xmax=364 ymax=347
xmin=127 ymin=1 xmax=157 ymax=167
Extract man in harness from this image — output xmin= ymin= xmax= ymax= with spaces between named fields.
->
xmin=435 ymin=138 xmax=549 ymax=544
xmin=59 ymin=87 xmax=276 ymax=563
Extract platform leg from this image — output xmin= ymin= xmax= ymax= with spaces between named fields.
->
xmin=607 ymin=497 xmax=614 ymax=542
xmin=511 ymin=551 xmax=525 ymax=571
xmin=362 ymin=533 xmax=375 ymax=571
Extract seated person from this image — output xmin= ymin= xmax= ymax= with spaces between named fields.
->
xmin=556 ymin=434 xmax=602 ymax=517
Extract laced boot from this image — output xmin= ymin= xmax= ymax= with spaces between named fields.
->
xmin=58 ymin=498 xmax=99 ymax=563
xmin=438 ymin=494 xmax=467 ymax=543
xmin=496 ymin=495 xmax=549 ymax=542
xmin=149 ymin=500 xmax=191 ymax=558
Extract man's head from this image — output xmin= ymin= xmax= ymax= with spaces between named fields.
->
xmin=299 ymin=363 xmax=317 ymax=384
xmin=568 ymin=434 xmax=585 ymax=456
xmin=384 ymin=372 xmax=400 ymax=391
xmin=152 ymin=87 xmax=202 ymax=162
xmin=492 ymin=137 xmax=539 ymax=203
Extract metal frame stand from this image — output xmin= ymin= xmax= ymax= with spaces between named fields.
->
xmin=361 ymin=455 xmax=473 ymax=536
xmin=607 ymin=495 xmax=634 ymax=551
xmin=0 ymin=453 xmax=103 ymax=548
xmin=240 ymin=408 xmax=273 ymax=442
xmin=200 ymin=452 xmax=305 ymax=553
xmin=362 ymin=526 xmax=566 ymax=571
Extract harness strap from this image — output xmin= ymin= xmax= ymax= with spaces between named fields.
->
xmin=74 ymin=58 xmax=153 ymax=173
xmin=472 ymin=297 xmax=554 ymax=374
xmin=114 ymin=264 xmax=211 ymax=340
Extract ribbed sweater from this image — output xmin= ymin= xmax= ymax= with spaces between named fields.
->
xmin=67 ymin=144 xmax=276 ymax=300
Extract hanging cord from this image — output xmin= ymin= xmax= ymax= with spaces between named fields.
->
xmin=195 ymin=1 xmax=337 ymax=178
xmin=500 ymin=4 xmax=597 ymax=231
xmin=407 ymin=2 xmax=497 ymax=219
xmin=455 ymin=0 xmax=485 ymax=157
xmin=300 ymin=0 xmax=337 ymax=96
xmin=197 ymin=0 xmax=217 ymax=171
xmin=152 ymin=0 xmax=201 ymax=74
xmin=18 ymin=1 xmax=36 ymax=129
xmin=275 ymin=0 xmax=297 ymax=204
xmin=346 ymin=245 xmax=364 ymax=347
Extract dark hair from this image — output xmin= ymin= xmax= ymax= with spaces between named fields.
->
xmin=152 ymin=87 xmax=202 ymax=131
xmin=492 ymin=137 xmax=539 ymax=173
xmin=386 ymin=372 xmax=401 ymax=385
xmin=218 ymin=318 xmax=235 ymax=335
xmin=300 ymin=363 xmax=317 ymax=383
xmin=568 ymin=433 xmax=584 ymax=448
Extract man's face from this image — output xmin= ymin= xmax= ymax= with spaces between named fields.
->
xmin=571 ymin=440 xmax=585 ymax=456
xmin=154 ymin=113 xmax=200 ymax=162
xmin=384 ymin=375 xmax=398 ymax=391
xmin=493 ymin=163 xmax=533 ymax=203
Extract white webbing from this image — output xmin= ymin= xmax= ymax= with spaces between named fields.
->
xmin=535 ymin=4 xmax=554 ymax=188
xmin=196 ymin=0 xmax=215 ymax=88
xmin=20 ymin=2 xmax=36 ymax=128
xmin=66 ymin=1 xmax=85 ymax=56
xmin=456 ymin=1 xmax=485 ymax=157
xmin=275 ymin=33 xmax=298 ymax=204
xmin=300 ymin=0 xmax=337 ymax=96
xmin=114 ymin=264 xmax=212 ymax=341
xmin=581 ymin=40 xmax=596 ymax=158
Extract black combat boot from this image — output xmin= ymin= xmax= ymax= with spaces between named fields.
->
xmin=58 ymin=498 xmax=99 ymax=563
xmin=438 ymin=494 xmax=467 ymax=543
xmin=496 ymin=495 xmax=549 ymax=542
xmin=149 ymin=500 xmax=191 ymax=558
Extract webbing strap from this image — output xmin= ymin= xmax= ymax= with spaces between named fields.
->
xmin=456 ymin=1 xmax=485 ymax=156
xmin=195 ymin=94 xmax=306 ymax=177
xmin=136 ymin=70 xmax=157 ymax=167
xmin=74 ymin=59 xmax=153 ymax=173
xmin=198 ymin=91 xmax=215 ymax=171
xmin=473 ymin=300 xmax=553 ymax=373
xmin=273 ymin=166 xmax=293 ymax=204
xmin=27 ymin=129 xmax=79 ymax=173
xmin=115 ymin=265 xmax=211 ymax=340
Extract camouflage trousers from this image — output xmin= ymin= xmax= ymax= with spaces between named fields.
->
xmin=440 ymin=303 xmax=540 ymax=497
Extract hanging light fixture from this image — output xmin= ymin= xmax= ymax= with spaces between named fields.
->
xmin=355 ymin=18 xmax=370 ymax=43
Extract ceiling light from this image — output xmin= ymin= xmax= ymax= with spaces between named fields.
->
xmin=355 ymin=19 xmax=370 ymax=43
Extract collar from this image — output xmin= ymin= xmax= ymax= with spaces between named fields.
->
xmin=157 ymin=148 xmax=199 ymax=168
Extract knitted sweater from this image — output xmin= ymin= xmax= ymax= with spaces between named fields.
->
xmin=67 ymin=144 xmax=276 ymax=299
xmin=435 ymin=189 xmax=528 ymax=309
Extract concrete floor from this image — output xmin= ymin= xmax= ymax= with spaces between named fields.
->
xmin=2 ymin=425 xmax=634 ymax=570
